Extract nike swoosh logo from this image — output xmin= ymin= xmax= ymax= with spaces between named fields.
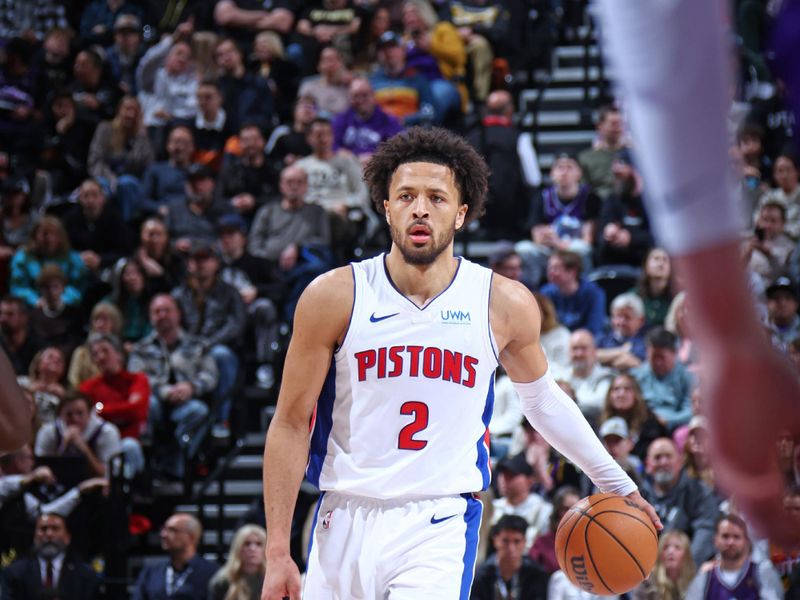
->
xmin=430 ymin=514 xmax=458 ymax=525
xmin=370 ymin=312 xmax=399 ymax=323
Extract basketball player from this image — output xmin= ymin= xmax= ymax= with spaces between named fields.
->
xmin=0 ymin=347 xmax=30 ymax=453
xmin=260 ymin=127 xmax=661 ymax=600
xmin=594 ymin=0 xmax=800 ymax=544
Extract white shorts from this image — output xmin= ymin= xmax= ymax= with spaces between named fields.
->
xmin=304 ymin=492 xmax=483 ymax=600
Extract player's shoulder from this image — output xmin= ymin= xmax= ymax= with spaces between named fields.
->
xmin=299 ymin=266 xmax=354 ymax=310
xmin=491 ymin=273 xmax=537 ymax=311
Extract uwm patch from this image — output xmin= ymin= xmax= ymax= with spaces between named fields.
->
xmin=441 ymin=309 xmax=471 ymax=324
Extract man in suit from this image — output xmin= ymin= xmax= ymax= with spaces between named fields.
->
xmin=0 ymin=512 xmax=101 ymax=599
xmin=133 ymin=513 xmax=217 ymax=600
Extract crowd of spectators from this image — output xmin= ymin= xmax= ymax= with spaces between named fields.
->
xmin=0 ymin=0 xmax=798 ymax=598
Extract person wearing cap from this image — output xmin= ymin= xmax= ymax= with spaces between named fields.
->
xmin=369 ymin=30 xmax=438 ymax=125
xmin=470 ymin=514 xmax=549 ymax=600
xmin=596 ymin=148 xmax=654 ymax=267
xmin=297 ymin=45 xmax=353 ymax=117
xmin=106 ymin=13 xmax=145 ymax=95
xmin=79 ymin=332 xmax=148 ymax=476
xmin=766 ymin=276 xmax=800 ymax=353
xmin=172 ymin=237 xmax=245 ymax=428
xmin=577 ymin=105 xmax=628 ymax=200
xmin=0 ymin=295 xmax=44 ymax=375
xmin=0 ymin=176 xmax=35 ymax=258
xmin=217 ymin=213 xmax=286 ymax=388
xmin=491 ymin=452 xmax=553 ymax=551
xmin=746 ymin=199 xmax=795 ymax=288
xmin=166 ymin=163 xmax=231 ymax=254
xmin=516 ymin=153 xmax=601 ymax=288
xmin=79 ymin=1 xmax=143 ymax=42
xmin=583 ymin=416 xmax=643 ymax=495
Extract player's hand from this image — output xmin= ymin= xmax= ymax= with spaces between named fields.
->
xmin=262 ymin=552 xmax=301 ymax=599
xmin=703 ymin=343 xmax=800 ymax=547
xmin=625 ymin=490 xmax=663 ymax=531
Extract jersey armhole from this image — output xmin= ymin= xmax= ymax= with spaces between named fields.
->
xmin=485 ymin=271 xmax=501 ymax=366
xmin=334 ymin=263 xmax=358 ymax=355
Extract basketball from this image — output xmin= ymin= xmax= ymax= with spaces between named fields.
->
xmin=554 ymin=493 xmax=658 ymax=596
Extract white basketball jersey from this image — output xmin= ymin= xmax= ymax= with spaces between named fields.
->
xmin=307 ymin=253 xmax=500 ymax=498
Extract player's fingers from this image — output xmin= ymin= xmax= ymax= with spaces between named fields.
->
xmin=641 ymin=502 xmax=663 ymax=531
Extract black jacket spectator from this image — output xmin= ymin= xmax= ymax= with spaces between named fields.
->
xmin=0 ymin=554 xmax=101 ymax=599
xmin=470 ymin=555 xmax=549 ymax=600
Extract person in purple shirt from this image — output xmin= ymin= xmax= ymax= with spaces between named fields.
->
xmin=539 ymin=250 xmax=607 ymax=338
xmin=332 ymin=77 xmax=403 ymax=167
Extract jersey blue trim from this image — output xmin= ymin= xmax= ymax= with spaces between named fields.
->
xmin=334 ymin=264 xmax=357 ymax=355
xmin=306 ymin=359 xmax=337 ymax=486
xmin=306 ymin=491 xmax=326 ymax=569
xmin=487 ymin=272 xmax=501 ymax=364
xmin=476 ymin=376 xmax=495 ymax=490
xmin=382 ymin=253 xmax=463 ymax=311
xmin=459 ymin=493 xmax=483 ymax=599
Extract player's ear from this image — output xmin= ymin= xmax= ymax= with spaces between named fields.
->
xmin=455 ymin=203 xmax=468 ymax=230
xmin=384 ymin=199 xmax=391 ymax=225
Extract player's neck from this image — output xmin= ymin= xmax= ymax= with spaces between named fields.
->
xmin=385 ymin=248 xmax=459 ymax=309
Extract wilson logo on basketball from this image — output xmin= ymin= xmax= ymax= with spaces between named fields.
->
xmin=570 ymin=555 xmax=594 ymax=592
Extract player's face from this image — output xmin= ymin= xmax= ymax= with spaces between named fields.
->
xmin=714 ymin=521 xmax=748 ymax=562
xmin=384 ymin=162 xmax=467 ymax=266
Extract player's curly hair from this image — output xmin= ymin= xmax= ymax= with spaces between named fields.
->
xmin=363 ymin=127 xmax=489 ymax=224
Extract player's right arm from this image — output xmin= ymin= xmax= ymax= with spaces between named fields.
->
xmin=261 ymin=267 xmax=353 ymax=600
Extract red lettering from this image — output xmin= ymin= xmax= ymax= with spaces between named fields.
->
xmin=463 ymin=355 xmax=479 ymax=388
xmin=406 ymin=345 xmax=423 ymax=377
xmin=377 ymin=347 xmax=387 ymax=379
xmin=422 ymin=347 xmax=442 ymax=379
xmin=354 ymin=350 xmax=376 ymax=381
xmin=442 ymin=350 xmax=462 ymax=384
xmin=398 ymin=401 xmax=429 ymax=450
xmin=388 ymin=346 xmax=404 ymax=377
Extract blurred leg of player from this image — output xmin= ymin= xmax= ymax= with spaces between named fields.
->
xmin=595 ymin=0 xmax=800 ymax=545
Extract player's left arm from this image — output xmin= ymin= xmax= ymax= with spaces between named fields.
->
xmin=490 ymin=275 xmax=662 ymax=529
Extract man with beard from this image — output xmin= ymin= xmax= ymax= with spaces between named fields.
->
xmin=259 ymin=127 xmax=661 ymax=599
xmin=685 ymin=513 xmax=784 ymax=599
xmin=641 ymin=438 xmax=720 ymax=566
xmin=0 ymin=513 xmax=100 ymax=599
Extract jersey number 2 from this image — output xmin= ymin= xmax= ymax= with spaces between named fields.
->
xmin=398 ymin=401 xmax=428 ymax=450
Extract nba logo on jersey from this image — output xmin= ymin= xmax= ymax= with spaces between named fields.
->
xmin=322 ymin=510 xmax=332 ymax=530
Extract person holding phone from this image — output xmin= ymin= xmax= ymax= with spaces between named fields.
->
xmin=746 ymin=199 xmax=794 ymax=287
